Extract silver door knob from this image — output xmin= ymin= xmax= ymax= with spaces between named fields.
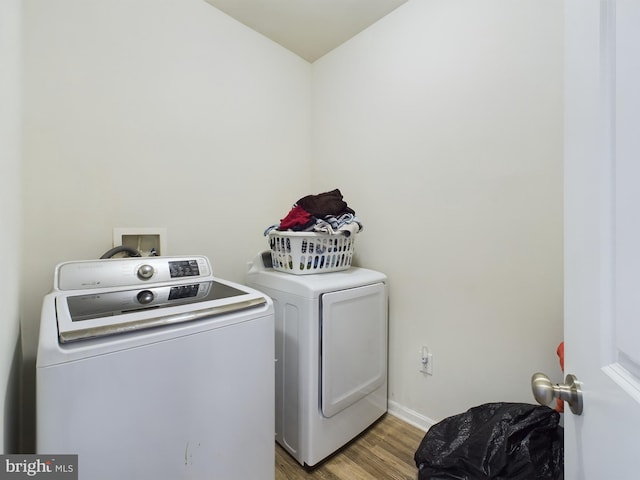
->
xmin=531 ymin=372 xmax=583 ymax=415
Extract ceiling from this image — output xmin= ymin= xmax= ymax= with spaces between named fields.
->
xmin=203 ymin=0 xmax=408 ymax=63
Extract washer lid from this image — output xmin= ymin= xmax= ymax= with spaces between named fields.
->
xmin=55 ymin=280 xmax=267 ymax=343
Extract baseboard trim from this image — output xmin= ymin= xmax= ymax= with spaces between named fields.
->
xmin=387 ymin=400 xmax=435 ymax=432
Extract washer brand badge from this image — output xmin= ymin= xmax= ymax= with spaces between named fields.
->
xmin=0 ymin=456 xmax=77 ymax=480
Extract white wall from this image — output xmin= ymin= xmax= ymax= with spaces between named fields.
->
xmin=0 ymin=0 xmax=23 ymax=454
xmin=20 ymin=0 xmax=564 ymax=448
xmin=21 ymin=0 xmax=311 ymax=449
xmin=312 ymin=0 xmax=564 ymax=425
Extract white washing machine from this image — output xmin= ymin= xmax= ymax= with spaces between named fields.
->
xmin=37 ymin=255 xmax=274 ymax=480
xmin=245 ymin=252 xmax=388 ymax=467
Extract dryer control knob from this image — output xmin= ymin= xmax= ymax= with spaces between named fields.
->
xmin=137 ymin=290 xmax=154 ymax=304
xmin=137 ymin=264 xmax=155 ymax=280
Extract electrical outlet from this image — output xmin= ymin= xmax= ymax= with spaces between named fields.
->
xmin=419 ymin=346 xmax=433 ymax=375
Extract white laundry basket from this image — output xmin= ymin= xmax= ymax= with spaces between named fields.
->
xmin=268 ymin=231 xmax=356 ymax=274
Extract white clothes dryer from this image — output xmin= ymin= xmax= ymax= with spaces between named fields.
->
xmin=37 ymin=255 xmax=274 ymax=480
xmin=245 ymin=252 xmax=388 ymax=467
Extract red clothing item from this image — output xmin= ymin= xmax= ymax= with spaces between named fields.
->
xmin=279 ymin=205 xmax=312 ymax=230
xmin=557 ymin=342 xmax=564 ymax=371
xmin=556 ymin=342 xmax=565 ymax=413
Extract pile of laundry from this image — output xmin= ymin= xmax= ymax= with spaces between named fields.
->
xmin=264 ymin=189 xmax=362 ymax=237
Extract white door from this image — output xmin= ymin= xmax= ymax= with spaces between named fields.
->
xmin=564 ymin=0 xmax=640 ymax=478
xmin=320 ymin=282 xmax=387 ymax=418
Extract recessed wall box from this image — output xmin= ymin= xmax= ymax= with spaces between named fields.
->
xmin=113 ymin=228 xmax=167 ymax=257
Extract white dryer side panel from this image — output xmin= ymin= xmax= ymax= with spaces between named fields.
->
xmin=321 ymin=282 xmax=387 ymax=418
xmin=267 ymin=290 xmax=318 ymax=464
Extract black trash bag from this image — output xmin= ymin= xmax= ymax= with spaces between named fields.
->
xmin=414 ymin=402 xmax=563 ymax=480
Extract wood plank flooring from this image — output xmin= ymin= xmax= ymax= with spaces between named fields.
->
xmin=275 ymin=414 xmax=426 ymax=480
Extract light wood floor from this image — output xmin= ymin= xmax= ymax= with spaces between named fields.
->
xmin=275 ymin=414 xmax=426 ymax=480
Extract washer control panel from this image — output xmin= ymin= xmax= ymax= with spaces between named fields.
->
xmin=137 ymin=264 xmax=155 ymax=280
xmin=55 ymin=256 xmax=212 ymax=291
xmin=168 ymin=259 xmax=200 ymax=278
